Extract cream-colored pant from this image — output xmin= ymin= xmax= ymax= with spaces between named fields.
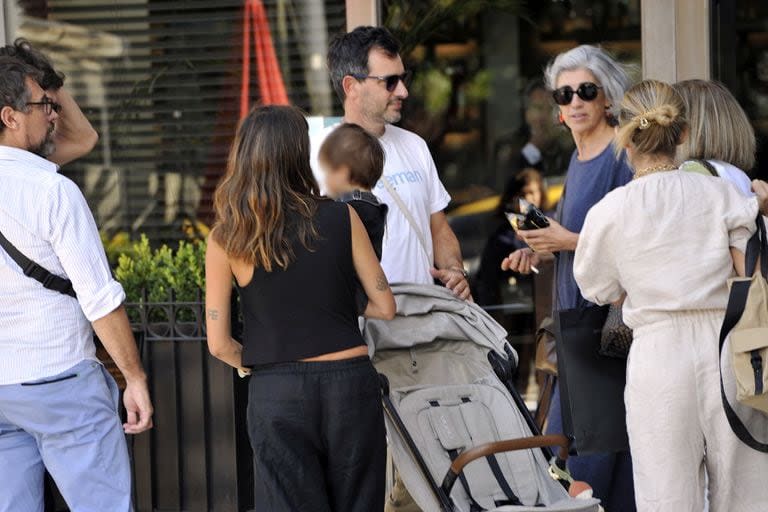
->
xmin=626 ymin=311 xmax=768 ymax=512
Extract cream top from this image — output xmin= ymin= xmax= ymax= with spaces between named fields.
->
xmin=574 ymin=170 xmax=758 ymax=329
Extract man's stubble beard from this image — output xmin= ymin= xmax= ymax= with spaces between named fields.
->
xmin=382 ymin=110 xmax=402 ymax=125
xmin=30 ymin=126 xmax=56 ymax=158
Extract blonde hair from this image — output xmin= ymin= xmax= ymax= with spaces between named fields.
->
xmin=673 ymin=79 xmax=756 ymax=172
xmin=615 ymin=79 xmax=687 ymax=159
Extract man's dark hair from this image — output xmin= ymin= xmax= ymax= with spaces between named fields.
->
xmin=0 ymin=39 xmax=64 ymax=90
xmin=327 ymin=26 xmax=400 ymax=102
xmin=319 ymin=123 xmax=385 ymax=189
xmin=0 ymin=57 xmax=43 ymax=132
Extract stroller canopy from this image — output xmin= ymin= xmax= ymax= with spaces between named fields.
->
xmin=364 ymin=283 xmax=515 ymax=363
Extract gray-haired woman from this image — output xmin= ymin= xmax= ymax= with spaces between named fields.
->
xmin=502 ymin=45 xmax=636 ymax=510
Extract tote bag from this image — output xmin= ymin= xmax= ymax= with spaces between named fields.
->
xmin=555 ymin=305 xmax=630 ymax=454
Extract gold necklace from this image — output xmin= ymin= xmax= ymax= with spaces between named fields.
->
xmin=633 ymin=163 xmax=678 ymax=180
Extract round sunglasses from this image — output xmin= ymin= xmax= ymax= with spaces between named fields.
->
xmin=552 ymin=82 xmax=603 ymax=106
xmin=351 ymin=71 xmax=413 ymax=92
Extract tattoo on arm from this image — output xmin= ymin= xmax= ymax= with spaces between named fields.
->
xmin=376 ymin=272 xmax=389 ymax=291
xmin=207 ymin=309 xmax=219 ymax=320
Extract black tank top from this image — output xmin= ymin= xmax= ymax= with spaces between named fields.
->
xmin=237 ymin=200 xmax=364 ymax=366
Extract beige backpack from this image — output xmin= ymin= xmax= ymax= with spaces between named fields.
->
xmin=720 ymin=216 xmax=768 ymax=452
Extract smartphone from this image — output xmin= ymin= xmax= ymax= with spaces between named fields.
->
xmin=517 ymin=198 xmax=550 ymax=230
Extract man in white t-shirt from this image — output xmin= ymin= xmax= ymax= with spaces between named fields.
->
xmin=313 ymin=26 xmax=470 ymax=300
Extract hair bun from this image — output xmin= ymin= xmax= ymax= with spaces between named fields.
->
xmin=634 ymin=105 xmax=678 ymax=129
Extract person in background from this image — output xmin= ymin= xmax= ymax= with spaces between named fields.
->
xmin=574 ymin=79 xmax=768 ymax=511
xmin=0 ymin=39 xmax=98 ymax=166
xmin=0 ymin=58 xmax=153 ymax=512
xmin=501 ymin=45 xmax=636 ymax=510
xmin=495 ymin=80 xmax=573 ymax=178
xmin=314 ymin=26 xmax=471 ymax=300
xmin=319 ymin=123 xmax=388 ymax=313
xmin=205 ymin=105 xmax=395 ymax=512
xmin=475 ymin=168 xmax=548 ymax=307
xmin=674 ymin=79 xmax=755 ymax=195
xmin=474 ymin=169 xmax=548 ymax=391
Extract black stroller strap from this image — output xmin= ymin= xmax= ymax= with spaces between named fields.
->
xmin=0 ymin=228 xmax=77 ymax=298
xmin=459 ymin=397 xmax=524 ymax=507
xmin=430 ymin=400 xmax=485 ymax=512
xmin=447 ymin=448 xmax=484 ymax=512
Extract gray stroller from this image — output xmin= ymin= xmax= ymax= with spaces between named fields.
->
xmin=363 ymin=284 xmax=601 ymax=512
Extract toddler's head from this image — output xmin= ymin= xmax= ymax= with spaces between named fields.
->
xmin=318 ymin=123 xmax=384 ymax=197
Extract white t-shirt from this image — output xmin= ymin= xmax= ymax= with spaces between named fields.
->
xmin=311 ymin=123 xmax=451 ymax=284
xmin=709 ymin=160 xmax=753 ymax=196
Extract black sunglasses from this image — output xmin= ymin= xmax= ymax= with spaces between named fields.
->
xmin=552 ymin=82 xmax=603 ymax=106
xmin=352 ymin=71 xmax=413 ymax=92
xmin=26 ymin=96 xmax=62 ymax=115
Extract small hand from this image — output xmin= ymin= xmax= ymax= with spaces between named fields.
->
xmin=123 ymin=379 xmax=154 ymax=434
xmin=501 ymin=248 xmax=541 ymax=274
xmin=430 ymin=267 xmax=472 ymax=301
xmin=517 ymin=218 xmax=577 ymax=253
xmin=752 ymin=180 xmax=768 ymax=216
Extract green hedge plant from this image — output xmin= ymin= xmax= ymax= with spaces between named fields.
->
xmin=115 ymin=235 xmax=206 ymax=323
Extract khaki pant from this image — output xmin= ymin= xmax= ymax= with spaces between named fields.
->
xmin=385 ymin=471 xmax=421 ymax=512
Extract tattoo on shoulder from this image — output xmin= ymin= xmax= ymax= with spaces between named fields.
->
xmin=207 ymin=309 xmax=219 ymax=320
xmin=376 ymin=272 xmax=389 ymax=291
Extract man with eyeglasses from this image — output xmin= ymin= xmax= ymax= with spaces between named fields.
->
xmin=0 ymin=39 xmax=99 ymax=165
xmin=0 ymin=56 xmax=152 ymax=512
xmin=313 ymin=26 xmax=471 ymax=301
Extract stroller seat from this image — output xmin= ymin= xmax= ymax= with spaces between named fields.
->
xmin=366 ymin=284 xmax=600 ymax=512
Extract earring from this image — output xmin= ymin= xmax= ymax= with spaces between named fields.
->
xmin=558 ymin=112 xmax=565 ymax=125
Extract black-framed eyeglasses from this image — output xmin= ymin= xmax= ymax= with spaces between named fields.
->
xmin=552 ymin=82 xmax=603 ymax=106
xmin=351 ymin=71 xmax=413 ymax=92
xmin=26 ymin=97 xmax=62 ymax=115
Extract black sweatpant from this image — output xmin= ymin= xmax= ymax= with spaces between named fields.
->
xmin=247 ymin=356 xmax=386 ymax=512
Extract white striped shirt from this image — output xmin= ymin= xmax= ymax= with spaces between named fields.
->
xmin=0 ymin=145 xmax=125 ymax=384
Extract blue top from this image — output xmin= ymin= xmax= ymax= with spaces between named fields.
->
xmin=555 ymin=143 xmax=633 ymax=311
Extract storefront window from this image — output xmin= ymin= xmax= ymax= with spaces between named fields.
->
xmin=9 ymin=0 xmax=346 ymax=241
xmin=381 ymin=0 xmax=641 ymax=253
xmin=713 ymin=0 xmax=768 ymax=180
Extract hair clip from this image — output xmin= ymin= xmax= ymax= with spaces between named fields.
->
xmin=638 ymin=117 xmax=650 ymax=129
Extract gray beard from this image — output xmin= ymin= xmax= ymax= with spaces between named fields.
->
xmin=30 ymin=133 xmax=55 ymax=158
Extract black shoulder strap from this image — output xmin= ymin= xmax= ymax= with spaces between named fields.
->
xmin=694 ymin=159 xmax=719 ymax=177
xmin=0 ymin=228 xmax=77 ymax=298
xmin=718 ymin=280 xmax=768 ymax=452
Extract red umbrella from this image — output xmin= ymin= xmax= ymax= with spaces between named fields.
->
xmin=241 ymin=0 xmax=289 ymax=118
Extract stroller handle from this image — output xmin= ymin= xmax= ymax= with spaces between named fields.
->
xmin=441 ymin=434 xmax=571 ymax=496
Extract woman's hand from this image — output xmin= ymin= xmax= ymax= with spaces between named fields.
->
xmin=752 ymin=180 xmax=768 ymax=216
xmin=517 ymin=218 xmax=579 ymax=253
xmin=501 ymin=248 xmax=541 ymax=274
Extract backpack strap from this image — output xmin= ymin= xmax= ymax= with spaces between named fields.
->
xmin=0 ymin=228 xmax=77 ymax=298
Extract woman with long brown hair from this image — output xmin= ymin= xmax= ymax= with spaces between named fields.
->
xmin=205 ymin=105 xmax=395 ymax=512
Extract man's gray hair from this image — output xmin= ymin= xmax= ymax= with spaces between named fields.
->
xmin=544 ymin=45 xmax=630 ymax=118
xmin=0 ymin=57 xmax=42 ymax=131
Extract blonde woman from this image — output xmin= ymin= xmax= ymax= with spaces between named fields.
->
xmin=674 ymin=79 xmax=755 ymax=195
xmin=574 ymin=80 xmax=768 ymax=511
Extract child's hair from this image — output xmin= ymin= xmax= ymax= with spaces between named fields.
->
xmin=497 ymin=168 xmax=548 ymax=217
xmin=319 ymin=123 xmax=385 ymax=189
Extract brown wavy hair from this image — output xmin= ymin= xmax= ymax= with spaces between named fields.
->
xmin=212 ymin=105 xmax=320 ymax=271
